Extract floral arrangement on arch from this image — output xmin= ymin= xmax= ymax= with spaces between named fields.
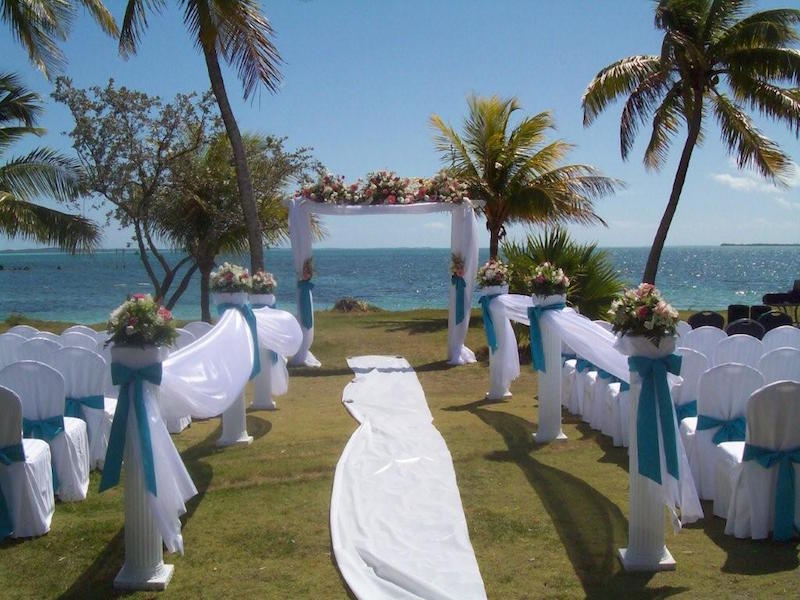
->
xmin=251 ymin=270 xmax=277 ymax=294
xmin=609 ymin=283 xmax=679 ymax=343
xmin=301 ymin=258 xmax=313 ymax=281
xmin=418 ymin=170 xmax=469 ymax=203
xmin=527 ymin=262 xmax=570 ymax=297
xmin=107 ymin=294 xmax=177 ymax=347
xmin=361 ymin=170 xmax=412 ymax=204
xmin=450 ymin=253 xmax=465 ymax=278
xmin=477 ymin=258 xmax=509 ymax=288
xmin=298 ymin=173 xmax=355 ymax=204
xmin=210 ymin=262 xmax=251 ymax=293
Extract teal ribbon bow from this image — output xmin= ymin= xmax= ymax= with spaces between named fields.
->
xmin=628 ymin=354 xmax=682 ymax=485
xmin=0 ymin=443 xmax=25 ymax=540
xmin=478 ymin=294 xmax=501 ymax=353
xmin=100 ymin=362 xmax=162 ymax=496
xmin=65 ymin=394 xmax=105 ymax=420
xmin=675 ymin=399 xmax=697 ymax=422
xmin=250 ymin=301 xmax=279 ymax=366
xmin=297 ymin=280 xmax=314 ymax=329
xmin=23 ymin=416 xmax=64 ymax=493
xmin=743 ymin=443 xmax=800 ymax=541
xmin=526 ymin=303 xmax=566 ymax=372
xmin=217 ymin=303 xmax=261 ymax=379
xmin=697 ymin=414 xmax=746 ymax=445
xmin=561 ymin=352 xmax=577 ymax=365
xmin=575 ymin=358 xmax=594 ymax=373
xmin=452 ymin=275 xmax=467 ymax=325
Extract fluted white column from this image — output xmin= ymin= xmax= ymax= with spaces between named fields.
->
xmin=533 ymin=312 xmax=566 ymax=442
xmin=251 ymin=347 xmax=276 ymax=410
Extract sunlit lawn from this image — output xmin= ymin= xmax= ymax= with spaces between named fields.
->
xmin=1 ymin=309 xmax=797 ymax=599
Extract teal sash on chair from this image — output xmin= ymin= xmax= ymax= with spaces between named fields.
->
xmin=697 ymin=414 xmax=746 ymax=444
xmin=0 ymin=442 xmax=25 ymax=540
xmin=743 ymin=443 xmax=800 ymax=541
xmin=22 ymin=416 xmax=63 ymax=491
xmin=675 ymin=399 xmax=697 ymax=421
xmin=65 ymin=395 xmax=105 ymax=420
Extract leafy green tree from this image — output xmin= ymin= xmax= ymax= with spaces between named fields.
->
xmin=1 ymin=72 xmax=99 ymax=252
xmin=1 ymin=0 xmax=117 ymax=78
xmin=153 ymin=132 xmax=321 ymax=321
xmin=431 ymin=95 xmax=619 ymax=259
xmin=119 ymin=0 xmax=282 ymax=274
xmin=583 ymin=0 xmax=800 ymax=283
xmin=502 ymin=228 xmax=624 ymax=320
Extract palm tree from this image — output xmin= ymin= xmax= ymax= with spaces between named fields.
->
xmin=0 ymin=72 xmax=99 ymax=252
xmin=583 ymin=0 xmax=800 ymax=284
xmin=431 ymin=95 xmax=619 ymax=259
xmin=119 ymin=0 xmax=282 ymax=273
xmin=1 ymin=0 xmax=117 ymax=78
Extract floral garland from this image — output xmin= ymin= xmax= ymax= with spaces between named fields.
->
xmin=477 ymin=258 xmax=509 ymax=288
xmin=362 ymin=170 xmax=412 ymax=204
xmin=210 ymin=262 xmax=251 ymax=293
xmin=609 ymin=283 xmax=679 ymax=343
xmin=297 ymin=173 xmax=355 ymax=204
xmin=107 ymin=294 xmax=177 ymax=347
xmin=251 ymin=270 xmax=277 ymax=294
xmin=450 ymin=253 xmax=465 ymax=278
xmin=528 ymin=262 xmax=570 ymax=296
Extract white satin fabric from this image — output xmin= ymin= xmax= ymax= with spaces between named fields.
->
xmin=762 ymin=325 xmax=800 ymax=353
xmin=758 ymin=348 xmax=800 ymax=384
xmin=712 ymin=334 xmax=764 ymax=368
xmin=681 ymin=326 xmax=726 ymax=364
xmin=331 ymin=356 xmax=487 ymax=600
xmin=286 ymin=198 xmax=480 ymax=366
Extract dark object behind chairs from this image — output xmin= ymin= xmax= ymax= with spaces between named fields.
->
xmin=688 ymin=310 xmax=724 ymax=330
xmin=757 ymin=310 xmax=794 ymax=332
xmin=762 ymin=279 xmax=800 ymax=324
xmin=727 ymin=304 xmax=750 ymax=324
xmin=725 ymin=318 xmax=766 ymax=339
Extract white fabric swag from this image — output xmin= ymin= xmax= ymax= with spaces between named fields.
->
xmin=286 ymin=198 xmax=480 ymax=367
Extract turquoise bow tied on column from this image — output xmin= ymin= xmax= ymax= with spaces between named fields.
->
xmin=675 ymin=399 xmax=697 ymax=421
xmin=217 ymin=303 xmax=262 ymax=379
xmin=452 ymin=275 xmax=467 ymax=325
xmin=65 ymin=395 xmax=105 ymax=420
xmin=697 ymin=414 xmax=746 ymax=444
xmin=478 ymin=294 xmax=502 ymax=353
xmin=100 ymin=362 xmax=162 ymax=496
xmin=297 ymin=280 xmax=314 ymax=329
xmin=743 ymin=443 xmax=800 ymax=541
xmin=527 ymin=303 xmax=566 ymax=372
xmin=251 ymin=300 xmax=280 ymax=365
xmin=0 ymin=443 xmax=25 ymax=540
xmin=628 ymin=354 xmax=682 ymax=485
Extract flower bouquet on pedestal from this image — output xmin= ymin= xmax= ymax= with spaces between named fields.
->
xmin=477 ymin=258 xmax=509 ymax=296
xmin=527 ymin=262 xmax=569 ymax=306
xmin=250 ymin=270 xmax=277 ymax=309
xmin=210 ymin=262 xmax=251 ymax=307
xmin=107 ymin=294 xmax=177 ymax=349
xmin=610 ymin=283 xmax=679 ymax=354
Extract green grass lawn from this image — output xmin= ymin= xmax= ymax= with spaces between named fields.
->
xmin=1 ymin=309 xmax=797 ymax=599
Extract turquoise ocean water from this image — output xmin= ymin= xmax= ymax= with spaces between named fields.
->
xmin=0 ymin=246 xmax=797 ymax=324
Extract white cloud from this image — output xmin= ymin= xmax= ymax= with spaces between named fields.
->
xmin=709 ymin=172 xmax=781 ymax=194
xmin=776 ymin=197 xmax=800 ymax=211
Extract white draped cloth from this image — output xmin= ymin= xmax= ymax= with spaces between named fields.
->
xmin=331 ymin=356 xmax=487 ymax=600
xmin=286 ymin=198 xmax=480 ymax=366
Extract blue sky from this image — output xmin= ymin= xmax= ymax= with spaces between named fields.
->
xmin=2 ymin=0 xmax=799 ymax=250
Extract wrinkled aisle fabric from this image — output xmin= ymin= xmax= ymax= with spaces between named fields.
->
xmin=331 ymin=356 xmax=487 ymax=600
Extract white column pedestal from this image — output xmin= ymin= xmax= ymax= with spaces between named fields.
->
xmin=217 ymin=391 xmax=253 ymax=447
xmin=251 ymin=348 xmax=276 ymax=410
xmin=533 ymin=311 xmax=566 ymax=443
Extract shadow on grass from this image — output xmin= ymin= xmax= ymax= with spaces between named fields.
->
xmin=58 ymin=416 xmax=271 ymax=599
xmin=468 ymin=406 xmax=688 ymax=599
xmin=366 ymin=314 xmax=482 ymax=336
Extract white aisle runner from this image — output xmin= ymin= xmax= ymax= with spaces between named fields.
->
xmin=331 ymin=356 xmax=487 ymax=600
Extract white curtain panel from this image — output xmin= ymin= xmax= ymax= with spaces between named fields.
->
xmin=286 ymin=199 xmax=480 ymax=367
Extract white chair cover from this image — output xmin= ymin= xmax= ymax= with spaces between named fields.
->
xmin=683 ymin=364 xmax=764 ymax=501
xmin=758 ymin=348 xmax=800 ymax=384
xmin=165 ymin=329 xmax=197 ymax=433
xmin=675 ymin=348 xmax=709 ymax=413
xmin=0 ymin=386 xmax=54 ymax=538
xmin=6 ymin=325 xmax=38 ymax=339
xmin=712 ymin=334 xmax=764 ymax=368
xmin=762 ymin=325 xmax=800 ymax=354
xmin=0 ymin=333 xmax=26 ymax=369
xmin=50 ymin=348 xmax=114 ymax=470
xmin=724 ymin=381 xmax=800 ymax=539
xmin=32 ymin=331 xmax=60 ymax=343
xmin=16 ymin=338 xmax=62 ymax=365
xmin=183 ymin=321 xmax=213 ymax=339
xmin=59 ymin=331 xmax=98 ymax=352
xmin=681 ymin=326 xmax=726 ymax=364
xmin=172 ymin=328 xmax=196 ymax=350
xmin=0 ymin=361 xmax=90 ymax=502
xmin=606 ymin=382 xmax=629 ymax=447
xmin=63 ymin=325 xmax=98 ymax=337
xmin=676 ymin=320 xmax=692 ymax=344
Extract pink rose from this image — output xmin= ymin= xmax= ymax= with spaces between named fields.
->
xmin=535 ymin=275 xmax=545 ymax=284
xmin=133 ymin=293 xmax=146 ymax=300
xmin=387 ymin=194 xmax=396 ymax=204
xmin=637 ymin=306 xmax=650 ymax=319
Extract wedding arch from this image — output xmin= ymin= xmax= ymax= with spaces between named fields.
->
xmin=286 ymin=197 xmax=480 ymax=367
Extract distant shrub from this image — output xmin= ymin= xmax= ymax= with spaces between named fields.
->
xmin=331 ymin=297 xmax=381 ymax=313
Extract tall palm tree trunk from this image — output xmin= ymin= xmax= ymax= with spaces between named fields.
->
xmin=642 ymin=102 xmax=703 ymax=284
xmin=202 ymin=44 xmax=264 ymax=273
xmin=200 ymin=263 xmax=212 ymax=323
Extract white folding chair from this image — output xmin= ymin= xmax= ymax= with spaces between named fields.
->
xmin=183 ymin=320 xmax=213 ymax=340
xmin=172 ymin=328 xmax=196 ymax=351
xmin=6 ymin=325 xmax=38 ymax=339
xmin=165 ymin=329 xmax=197 ymax=434
xmin=62 ymin=325 xmax=97 ymax=337
xmin=675 ymin=347 xmax=709 ymax=422
xmin=757 ymin=348 xmax=800 ymax=384
xmin=51 ymin=348 xmax=114 ymax=471
xmin=59 ymin=331 xmax=98 ymax=352
xmin=16 ymin=338 xmax=62 ymax=365
xmin=682 ymin=326 xmax=726 ymax=364
xmin=0 ymin=333 xmax=26 ymax=369
xmin=0 ymin=362 xmax=90 ymax=502
xmin=762 ymin=325 xmax=800 ymax=354
xmin=0 ymin=385 xmax=54 ymax=539
xmin=683 ymin=363 xmax=764 ymax=502
xmin=722 ymin=381 xmax=800 ymax=540
xmin=713 ymin=334 xmax=764 ymax=368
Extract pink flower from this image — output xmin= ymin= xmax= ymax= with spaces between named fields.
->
xmin=637 ymin=306 xmax=650 ymax=319
xmin=133 ymin=293 xmax=146 ymax=300
xmin=535 ymin=275 xmax=545 ymax=284
xmin=158 ymin=306 xmax=172 ymax=320
xmin=387 ymin=194 xmax=396 ymax=204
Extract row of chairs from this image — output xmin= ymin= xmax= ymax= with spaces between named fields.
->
xmin=688 ymin=308 xmax=794 ymax=339
xmin=680 ymin=325 xmax=800 ymax=369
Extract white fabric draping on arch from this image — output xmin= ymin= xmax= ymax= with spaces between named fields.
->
xmin=124 ymin=307 xmax=302 ymax=553
xmin=331 ymin=356 xmax=487 ymax=600
xmin=286 ymin=198 xmax=480 ymax=366
xmin=491 ymin=294 xmax=702 ymax=527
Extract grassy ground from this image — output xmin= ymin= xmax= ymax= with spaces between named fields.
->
xmin=1 ymin=309 xmax=797 ymax=599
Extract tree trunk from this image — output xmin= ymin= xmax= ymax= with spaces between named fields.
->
xmin=642 ymin=100 xmax=703 ymax=284
xmin=200 ymin=264 xmax=212 ymax=323
xmin=488 ymin=219 xmax=502 ymax=260
xmin=202 ymin=45 xmax=264 ymax=273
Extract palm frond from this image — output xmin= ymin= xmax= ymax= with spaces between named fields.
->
xmin=78 ymin=0 xmax=118 ymax=36
xmin=723 ymin=47 xmax=800 ymax=86
xmin=0 ymin=148 xmax=83 ymax=202
xmin=2 ymin=0 xmax=70 ymax=77
xmin=643 ymin=83 xmax=686 ymax=170
xmin=713 ymin=8 xmax=800 ymax=52
xmin=0 ymin=72 xmax=43 ymax=126
xmin=119 ymin=0 xmax=165 ymax=55
xmin=582 ymin=55 xmax=663 ymax=125
xmin=702 ymin=0 xmax=749 ymax=42
xmin=0 ymin=194 xmax=100 ymax=252
xmin=728 ymin=74 xmax=800 ymax=135
xmin=619 ymin=70 xmax=673 ymax=160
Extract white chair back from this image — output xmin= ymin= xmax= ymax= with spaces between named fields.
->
xmin=757 ymin=348 xmax=800 ymax=384
xmin=675 ymin=347 xmax=709 ymax=405
xmin=0 ymin=333 xmax=26 ymax=368
xmin=17 ymin=338 xmax=62 ymax=364
xmin=713 ymin=334 xmax=764 ymax=368
xmin=6 ymin=325 xmax=38 ymax=339
xmin=183 ymin=320 xmax=214 ymax=339
xmin=62 ymin=325 xmax=97 ymax=337
xmin=172 ymin=328 xmax=196 ymax=351
xmin=592 ymin=320 xmax=613 ymax=332
xmin=676 ymin=320 xmax=692 ymax=340
xmin=0 ymin=385 xmax=23 ymax=448
xmin=762 ymin=325 xmax=800 ymax=354
xmin=50 ymin=348 xmax=107 ymax=400
xmin=682 ymin=326 xmax=727 ymax=363
xmin=746 ymin=380 xmax=800 ymax=449
xmin=33 ymin=331 xmax=60 ymax=343
xmin=59 ymin=331 xmax=98 ymax=352
xmin=0 ymin=361 xmax=66 ymax=421
xmin=698 ymin=363 xmax=765 ymax=421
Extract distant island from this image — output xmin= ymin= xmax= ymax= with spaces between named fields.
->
xmin=721 ymin=243 xmax=800 ymax=247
